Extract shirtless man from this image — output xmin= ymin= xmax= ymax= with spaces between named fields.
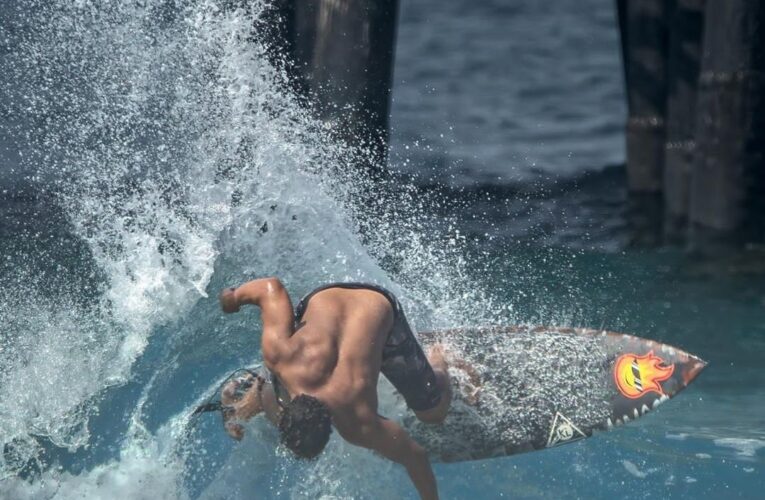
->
xmin=217 ymin=278 xmax=452 ymax=500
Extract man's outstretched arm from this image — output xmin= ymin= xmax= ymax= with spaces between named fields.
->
xmin=219 ymin=277 xmax=295 ymax=362
xmin=343 ymin=416 xmax=439 ymax=500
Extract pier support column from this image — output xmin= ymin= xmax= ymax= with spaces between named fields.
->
xmin=618 ymin=0 xmax=674 ymax=245
xmin=663 ymin=0 xmax=705 ymax=242
xmin=689 ymin=0 xmax=765 ymax=247
xmin=291 ymin=0 xmax=399 ymax=172
xmin=620 ymin=0 xmax=672 ymax=194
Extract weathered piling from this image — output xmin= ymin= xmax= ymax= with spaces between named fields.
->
xmin=663 ymin=0 xmax=705 ymax=241
xmin=689 ymin=0 xmax=765 ymax=245
xmin=619 ymin=0 xmax=672 ymax=194
xmin=289 ymin=0 xmax=400 ymax=171
xmin=618 ymin=0 xmax=673 ymax=245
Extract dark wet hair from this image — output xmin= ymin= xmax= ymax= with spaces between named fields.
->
xmin=278 ymin=394 xmax=332 ymax=459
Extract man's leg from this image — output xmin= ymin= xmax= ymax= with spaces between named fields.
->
xmin=413 ymin=344 xmax=452 ymax=424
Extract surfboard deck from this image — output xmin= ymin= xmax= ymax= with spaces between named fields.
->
xmin=399 ymin=326 xmax=706 ymax=463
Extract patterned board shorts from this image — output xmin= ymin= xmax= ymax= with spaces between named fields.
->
xmin=295 ymin=282 xmax=442 ymax=411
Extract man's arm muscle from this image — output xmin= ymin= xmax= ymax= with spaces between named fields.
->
xmin=220 ymin=277 xmax=295 ymax=361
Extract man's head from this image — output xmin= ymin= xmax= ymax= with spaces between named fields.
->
xmin=278 ymin=394 xmax=332 ymax=459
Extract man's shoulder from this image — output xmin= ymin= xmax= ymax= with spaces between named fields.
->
xmin=327 ymin=392 xmax=378 ymax=429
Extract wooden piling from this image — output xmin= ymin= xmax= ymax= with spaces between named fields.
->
xmin=620 ymin=0 xmax=673 ymax=194
xmin=662 ymin=0 xmax=705 ymax=241
xmin=290 ymin=0 xmax=399 ymax=171
xmin=689 ymin=0 xmax=765 ymax=246
xmin=618 ymin=0 xmax=674 ymax=245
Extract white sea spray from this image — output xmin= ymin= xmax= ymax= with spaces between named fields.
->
xmin=0 ymin=0 xmax=500 ymax=497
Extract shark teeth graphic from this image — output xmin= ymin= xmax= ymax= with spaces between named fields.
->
xmin=652 ymin=394 xmax=670 ymax=409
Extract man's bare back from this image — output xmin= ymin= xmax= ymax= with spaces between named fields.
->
xmin=217 ymin=278 xmax=451 ymax=500
xmin=270 ymin=288 xmax=392 ymax=422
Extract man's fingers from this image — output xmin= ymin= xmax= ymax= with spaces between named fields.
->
xmin=221 ymin=374 xmax=256 ymax=404
xmin=221 ymin=381 xmax=240 ymax=404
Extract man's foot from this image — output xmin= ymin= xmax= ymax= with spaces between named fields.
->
xmin=427 ymin=343 xmax=449 ymax=373
xmin=431 ymin=344 xmax=482 ymax=406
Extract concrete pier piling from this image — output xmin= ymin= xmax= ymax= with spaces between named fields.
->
xmin=618 ymin=0 xmax=673 ymax=245
xmin=689 ymin=0 xmax=765 ymax=246
xmin=663 ymin=0 xmax=705 ymax=241
xmin=620 ymin=0 xmax=765 ymax=248
xmin=285 ymin=0 xmax=399 ymax=171
xmin=619 ymin=0 xmax=672 ymax=195
xmin=264 ymin=0 xmax=765 ymax=248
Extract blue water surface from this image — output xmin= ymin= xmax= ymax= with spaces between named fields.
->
xmin=1 ymin=0 xmax=763 ymax=499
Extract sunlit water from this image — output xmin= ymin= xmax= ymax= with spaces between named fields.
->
xmin=1 ymin=1 xmax=763 ymax=499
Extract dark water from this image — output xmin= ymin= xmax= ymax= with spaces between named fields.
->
xmin=1 ymin=0 xmax=763 ymax=499
xmin=391 ymin=0 xmax=626 ymax=187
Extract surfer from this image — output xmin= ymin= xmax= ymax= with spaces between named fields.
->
xmin=217 ymin=278 xmax=451 ymax=500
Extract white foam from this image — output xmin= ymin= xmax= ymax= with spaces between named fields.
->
xmin=2 ymin=0 xmax=498 ymax=496
xmin=0 ymin=455 xmax=186 ymax=500
xmin=622 ymin=460 xmax=649 ymax=479
xmin=713 ymin=438 xmax=765 ymax=458
xmin=0 ymin=283 xmax=129 ymax=469
xmin=665 ymin=432 xmax=689 ymax=441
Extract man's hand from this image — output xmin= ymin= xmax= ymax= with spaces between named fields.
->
xmin=219 ymin=287 xmax=241 ymax=313
xmin=221 ymin=376 xmax=263 ymax=440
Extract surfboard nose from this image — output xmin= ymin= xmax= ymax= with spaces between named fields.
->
xmin=607 ymin=330 xmax=706 ymax=388
xmin=657 ymin=342 xmax=707 ymax=391
xmin=676 ymin=353 xmax=707 ymax=390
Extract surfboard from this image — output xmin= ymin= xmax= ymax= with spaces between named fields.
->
xmin=399 ymin=326 xmax=706 ymax=463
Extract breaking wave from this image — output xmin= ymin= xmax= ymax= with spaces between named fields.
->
xmin=0 ymin=1 xmax=508 ymax=497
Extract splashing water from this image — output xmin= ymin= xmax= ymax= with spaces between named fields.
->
xmin=0 ymin=1 xmax=505 ymax=497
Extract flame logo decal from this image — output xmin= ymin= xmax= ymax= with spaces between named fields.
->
xmin=614 ymin=351 xmax=674 ymax=399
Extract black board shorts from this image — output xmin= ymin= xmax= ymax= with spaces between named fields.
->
xmin=295 ymin=282 xmax=442 ymax=412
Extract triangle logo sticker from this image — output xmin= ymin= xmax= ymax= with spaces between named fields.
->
xmin=546 ymin=412 xmax=587 ymax=447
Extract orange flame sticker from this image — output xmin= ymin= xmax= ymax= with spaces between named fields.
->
xmin=614 ymin=351 xmax=675 ymax=399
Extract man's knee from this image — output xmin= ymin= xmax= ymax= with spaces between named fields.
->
xmin=414 ymin=397 xmax=449 ymax=424
xmin=415 ymin=409 xmax=446 ymax=424
xmin=414 ymin=371 xmax=451 ymax=424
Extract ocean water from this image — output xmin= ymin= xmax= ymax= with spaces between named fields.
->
xmin=391 ymin=0 xmax=626 ymax=186
xmin=0 ymin=1 xmax=763 ymax=499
